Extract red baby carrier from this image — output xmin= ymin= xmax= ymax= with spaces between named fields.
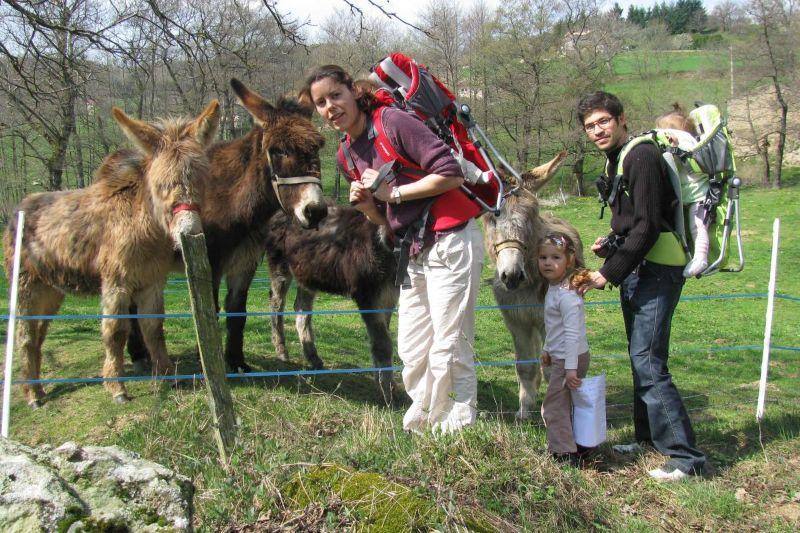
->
xmin=338 ymin=52 xmax=522 ymax=215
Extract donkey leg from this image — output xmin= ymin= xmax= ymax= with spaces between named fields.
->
xmin=18 ymin=282 xmax=63 ymax=407
xmin=126 ymin=304 xmax=151 ymax=374
xmin=294 ymin=286 xmax=323 ymax=370
xmin=224 ymin=266 xmax=257 ymax=372
xmin=268 ymin=265 xmax=292 ymax=362
xmin=133 ymin=286 xmax=172 ymax=376
xmin=359 ymin=284 xmax=397 ymax=405
xmin=506 ymin=311 xmax=544 ymax=420
xmin=100 ymin=287 xmax=132 ymax=402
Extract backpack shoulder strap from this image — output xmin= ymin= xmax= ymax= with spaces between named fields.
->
xmin=337 ymin=136 xmax=359 ymax=182
xmin=370 ymin=107 xmax=423 ymax=173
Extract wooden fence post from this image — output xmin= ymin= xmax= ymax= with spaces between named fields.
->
xmin=179 ymin=231 xmax=237 ymax=464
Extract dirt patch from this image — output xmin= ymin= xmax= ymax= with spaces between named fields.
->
xmin=773 ymin=503 xmax=800 ymax=524
xmin=727 ymin=86 xmax=800 ymax=165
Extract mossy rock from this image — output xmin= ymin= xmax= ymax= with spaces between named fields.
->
xmin=283 ymin=464 xmax=442 ymax=531
xmin=282 ymin=464 xmax=504 ymax=532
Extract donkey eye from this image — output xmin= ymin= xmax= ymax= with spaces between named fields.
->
xmin=270 ymin=148 xmax=288 ymax=159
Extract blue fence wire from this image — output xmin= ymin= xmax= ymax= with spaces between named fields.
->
xmin=1 ymin=292 xmax=795 ymax=322
xmin=0 ymin=292 xmax=796 ymax=388
xmin=4 ymin=345 xmax=798 ymax=387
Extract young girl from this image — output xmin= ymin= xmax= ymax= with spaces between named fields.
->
xmin=539 ymin=232 xmax=592 ymax=464
xmin=655 ymin=104 xmax=710 ymax=278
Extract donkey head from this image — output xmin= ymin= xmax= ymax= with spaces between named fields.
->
xmin=112 ymin=101 xmax=220 ymax=247
xmin=230 ymin=78 xmax=328 ymax=229
xmin=483 ymin=151 xmax=567 ymax=290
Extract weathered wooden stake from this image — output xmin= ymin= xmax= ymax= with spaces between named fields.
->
xmin=180 ymin=232 xmax=237 ymax=464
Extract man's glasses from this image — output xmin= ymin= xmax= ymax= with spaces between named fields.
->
xmin=583 ymin=116 xmax=615 ymax=133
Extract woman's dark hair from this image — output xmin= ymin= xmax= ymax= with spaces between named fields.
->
xmin=577 ymin=91 xmax=624 ymax=125
xmin=298 ymin=64 xmax=377 ymax=113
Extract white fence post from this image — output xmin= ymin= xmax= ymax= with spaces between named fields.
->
xmin=2 ymin=211 xmax=25 ymax=439
xmin=756 ymin=218 xmax=780 ymax=421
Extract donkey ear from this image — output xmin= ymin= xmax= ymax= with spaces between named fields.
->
xmin=189 ymin=99 xmax=220 ymax=147
xmin=112 ymin=107 xmax=161 ymax=155
xmin=521 ymin=151 xmax=568 ymax=193
xmin=230 ymin=78 xmax=275 ymax=125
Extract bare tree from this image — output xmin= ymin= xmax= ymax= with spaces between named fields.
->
xmin=0 ymin=0 xmax=106 ymax=190
xmin=743 ymin=0 xmax=797 ymax=188
xmin=417 ymin=0 xmax=464 ymax=90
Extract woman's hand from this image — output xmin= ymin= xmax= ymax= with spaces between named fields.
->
xmin=541 ymin=351 xmax=552 ymax=367
xmin=360 ymin=168 xmax=392 ymax=202
xmin=565 ymin=369 xmax=582 ymax=390
xmin=349 ymin=180 xmax=374 ymax=208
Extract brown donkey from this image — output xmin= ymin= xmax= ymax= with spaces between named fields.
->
xmin=127 ymin=79 xmax=328 ymax=372
xmin=483 ymin=152 xmax=584 ymax=419
xmin=4 ymin=101 xmax=220 ymax=407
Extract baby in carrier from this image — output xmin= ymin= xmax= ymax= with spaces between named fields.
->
xmin=656 ymin=104 xmax=709 ymax=278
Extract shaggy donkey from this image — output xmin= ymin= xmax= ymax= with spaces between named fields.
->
xmin=4 ymin=101 xmax=221 ymax=406
xmin=128 ymin=79 xmax=328 ymax=372
xmin=263 ymin=204 xmax=398 ymax=402
xmin=482 ymin=152 xmax=584 ymax=419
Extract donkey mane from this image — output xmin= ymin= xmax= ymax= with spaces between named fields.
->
xmin=260 ymin=111 xmax=325 ymax=153
xmin=93 ymin=150 xmax=146 ymax=197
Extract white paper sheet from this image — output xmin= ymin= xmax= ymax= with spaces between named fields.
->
xmin=571 ymin=373 xmax=607 ymax=447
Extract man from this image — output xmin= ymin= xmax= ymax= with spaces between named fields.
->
xmin=576 ymin=91 xmax=706 ymax=481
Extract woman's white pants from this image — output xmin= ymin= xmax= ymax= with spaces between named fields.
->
xmin=398 ymin=219 xmax=484 ymax=434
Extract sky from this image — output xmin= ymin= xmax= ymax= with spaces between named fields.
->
xmin=281 ymin=0 xmax=724 ymax=30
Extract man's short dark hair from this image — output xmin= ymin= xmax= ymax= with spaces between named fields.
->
xmin=577 ymin=91 xmax=624 ymax=125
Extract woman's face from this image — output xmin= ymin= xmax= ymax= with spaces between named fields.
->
xmin=310 ymin=77 xmax=364 ymax=137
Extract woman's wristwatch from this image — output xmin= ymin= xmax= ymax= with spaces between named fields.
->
xmin=390 ymin=186 xmax=402 ymax=204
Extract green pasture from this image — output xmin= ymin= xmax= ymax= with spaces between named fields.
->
xmin=612 ymin=50 xmax=728 ymax=77
xmin=1 ymin=170 xmax=798 ymax=530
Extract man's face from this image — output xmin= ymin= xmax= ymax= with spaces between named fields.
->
xmin=583 ymin=109 xmax=627 ymax=152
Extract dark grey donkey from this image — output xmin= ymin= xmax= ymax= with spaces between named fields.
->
xmin=262 ymin=204 xmax=398 ymax=403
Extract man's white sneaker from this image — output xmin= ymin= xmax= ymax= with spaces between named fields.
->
xmin=648 ymin=466 xmax=689 ymax=482
xmin=612 ymin=443 xmax=644 ymax=454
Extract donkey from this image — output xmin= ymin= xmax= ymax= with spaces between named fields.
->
xmin=263 ymin=204 xmax=398 ymax=402
xmin=482 ymin=152 xmax=584 ymax=420
xmin=127 ymin=79 xmax=328 ymax=372
xmin=3 ymin=101 xmax=221 ymax=407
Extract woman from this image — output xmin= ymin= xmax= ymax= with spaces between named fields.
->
xmin=299 ymin=65 xmax=484 ymax=434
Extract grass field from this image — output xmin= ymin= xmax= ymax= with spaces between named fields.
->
xmin=1 ymin=168 xmax=798 ymax=530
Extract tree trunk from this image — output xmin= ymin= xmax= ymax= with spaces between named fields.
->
xmin=74 ymin=116 xmax=85 ymax=188
xmin=573 ymin=154 xmax=586 ymax=197
xmin=759 ymin=135 xmax=771 ymax=187
xmin=774 ymin=95 xmax=787 ymax=189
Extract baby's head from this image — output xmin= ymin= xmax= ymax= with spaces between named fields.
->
xmin=656 ymin=102 xmax=697 ymax=135
xmin=537 ymin=232 xmax=579 ymax=285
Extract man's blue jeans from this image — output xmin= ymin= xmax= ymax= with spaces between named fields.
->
xmin=620 ymin=261 xmax=706 ymax=474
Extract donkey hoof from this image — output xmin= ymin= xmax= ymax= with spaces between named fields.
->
xmin=233 ymin=363 xmax=252 ymax=374
xmin=132 ymin=360 xmax=151 ymax=375
xmin=113 ymin=393 xmax=131 ymax=404
xmin=28 ymin=399 xmax=44 ymax=410
xmin=515 ymin=409 xmax=534 ymax=421
xmin=309 ymin=358 xmax=325 ymax=371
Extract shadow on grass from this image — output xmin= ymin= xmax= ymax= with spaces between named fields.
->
xmin=165 ymin=348 xmax=406 ymax=409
